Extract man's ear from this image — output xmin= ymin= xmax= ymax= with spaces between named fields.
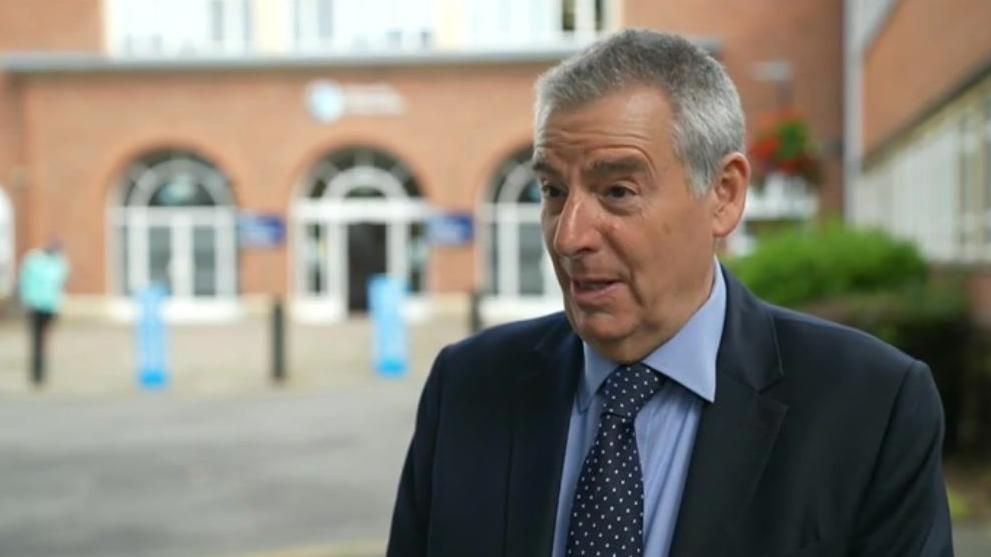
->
xmin=710 ymin=152 xmax=750 ymax=238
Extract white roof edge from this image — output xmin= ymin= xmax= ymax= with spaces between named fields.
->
xmin=1 ymin=37 xmax=722 ymax=73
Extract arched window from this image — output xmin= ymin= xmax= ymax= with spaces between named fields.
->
xmin=481 ymin=147 xmax=555 ymax=299
xmin=110 ymin=151 xmax=237 ymax=301
xmin=293 ymin=147 xmax=430 ymax=317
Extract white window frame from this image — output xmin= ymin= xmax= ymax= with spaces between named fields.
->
xmin=854 ymin=85 xmax=991 ymax=265
xmin=291 ymin=148 xmax=432 ymax=322
xmin=478 ymin=150 xmax=561 ymax=323
xmin=107 ymin=153 xmax=240 ymax=322
xmin=0 ymin=185 xmax=14 ymax=299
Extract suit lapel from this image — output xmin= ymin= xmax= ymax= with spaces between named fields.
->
xmin=504 ymin=315 xmax=582 ymax=557
xmin=669 ymin=270 xmax=789 ymax=557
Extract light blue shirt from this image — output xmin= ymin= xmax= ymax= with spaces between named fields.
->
xmin=18 ymin=249 xmax=69 ymax=313
xmin=552 ymin=263 xmax=727 ymax=557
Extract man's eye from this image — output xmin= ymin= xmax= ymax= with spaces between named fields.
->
xmin=541 ymin=184 xmax=564 ymax=198
xmin=605 ymin=185 xmax=635 ymax=199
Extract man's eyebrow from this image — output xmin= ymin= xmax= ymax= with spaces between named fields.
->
xmin=586 ymin=156 xmax=649 ymax=177
xmin=530 ymin=158 xmax=562 ymax=178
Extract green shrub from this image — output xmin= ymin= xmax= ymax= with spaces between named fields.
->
xmin=726 ymin=221 xmax=928 ymax=306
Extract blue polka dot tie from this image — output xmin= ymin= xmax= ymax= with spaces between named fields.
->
xmin=566 ymin=363 xmax=665 ymax=557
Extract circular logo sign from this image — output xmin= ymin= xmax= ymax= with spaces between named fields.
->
xmin=306 ymin=79 xmax=346 ymax=123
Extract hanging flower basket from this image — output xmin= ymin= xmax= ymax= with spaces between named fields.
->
xmin=748 ymin=108 xmax=822 ymax=189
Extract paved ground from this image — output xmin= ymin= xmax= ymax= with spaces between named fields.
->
xmin=0 ymin=314 xmax=459 ymax=557
xmin=0 ymin=314 xmax=989 ymax=556
xmin=0 ymin=314 xmax=464 ymax=396
xmin=0 ymin=384 xmax=421 ymax=557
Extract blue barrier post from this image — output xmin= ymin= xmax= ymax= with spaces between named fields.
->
xmin=369 ymin=274 xmax=408 ymax=378
xmin=136 ymin=284 xmax=169 ymax=390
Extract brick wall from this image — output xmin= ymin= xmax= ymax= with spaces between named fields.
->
xmin=0 ymin=0 xmax=103 ymax=266
xmin=0 ymin=0 xmax=103 ymax=51
xmin=13 ymin=63 xmax=544 ymax=295
xmin=1 ymin=0 xmax=850 ymax=304
xmin=622 ymin=0 xmax=845 ymax=213
xmin=863 ymin=0 xmax=991 ymax=154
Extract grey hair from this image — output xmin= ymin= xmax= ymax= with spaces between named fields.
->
xmin=534 ymin=29 xmax=745 ymax=196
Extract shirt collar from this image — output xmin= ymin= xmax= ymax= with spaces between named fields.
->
xmin=578 ymin=259 xmax=726 ymax=410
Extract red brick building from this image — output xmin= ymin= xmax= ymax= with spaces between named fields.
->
xmin=849 ymin=0 xmax=991 ymax=321
xmin=0 ymin=0 xmax=844 ymax=321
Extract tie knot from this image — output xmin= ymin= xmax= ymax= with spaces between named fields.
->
xmin=600 ymin=363 xmax=664 ymax=420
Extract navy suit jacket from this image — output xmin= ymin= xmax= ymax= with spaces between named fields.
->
xmin=387 ymin=270 xmax=953 ymax=556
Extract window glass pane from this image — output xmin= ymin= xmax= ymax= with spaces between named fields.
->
xmin=293 ymin=0 xmax=304 ymax=47
xmin=308 ymin=178 xmax=329 ymax=199
xmin=487 ymin=221 xmax=499 ymax=294
xmin=209 ymin=0 xmax=225 ymax=43
xmin=305 ymin=223 xmax=325 ymax=295
xmin=519 ymin=221 xmax=545 ymax=295
xmin=561 ymin=0 xmax=576 ymax=31
xmin=985 ymin=97 xmax=991 ymax=244
xmin=118 ymin=222 xmax=131 ymax=296
xmin=148 ymin=225 xmax=173 ymax=295
xmin=316 ymin=0 xmax=333 ymax=39
xmin=408 ymin=222 xmax=428 ymax=293
xmin=517 ymin=179 xmax=541 ymax=204
xmin=345 ymin=186 xmax=385 ymax=199
xmin=149 ymin=180 xmax=216 ymax=207
xmin=193 ymin=225 xmax=218 ymax=297
xmin=242 ymin=0 xmax=253 ymax=46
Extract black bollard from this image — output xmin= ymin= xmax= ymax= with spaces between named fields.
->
xmin=468 ymin=290 xmax=482 ymax=334
xmin=271 ymin=297 xmax=286 ymax=384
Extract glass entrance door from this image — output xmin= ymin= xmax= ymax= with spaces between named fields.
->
xmin=119 ymin=209 xmax=234 ymax=301
xmin=148 ymin=224 xmax=174 ymax=293
xmin=346 ymin=222 xmax=388 ymax=312
xmin=192 ymin=225 xmax=219 ymax=297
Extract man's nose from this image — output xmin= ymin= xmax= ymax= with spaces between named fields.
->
xmin=551 ymin=193 xmax=600 ymax=258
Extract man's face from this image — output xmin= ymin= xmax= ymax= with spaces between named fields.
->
xmin=534 ymin=85 xmax=721 ymax=362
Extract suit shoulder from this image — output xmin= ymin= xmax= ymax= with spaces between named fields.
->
xmin=766 ymin=303 xmax=916 ymax=376
xmin=424 ymin=312 xmax=568 ymax=398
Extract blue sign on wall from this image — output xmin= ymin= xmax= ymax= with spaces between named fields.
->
xmin=238 ymin=213 xmax=286 ymax=248
xmin=427 ymin=212 xmax=474 ymax=246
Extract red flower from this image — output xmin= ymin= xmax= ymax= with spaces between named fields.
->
xmin=747 ymin=107 xmax=822 ymax=188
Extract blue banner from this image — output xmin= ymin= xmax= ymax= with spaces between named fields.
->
xmin=369 ymin=274 xmax=408 ymax=378
xmin=427 ymin=212 xmax=474 ymax=246
xmin=238 ymin=213 xmax=286 ymax=249
xmin=136 ymin=284 xmax=169 ymax=390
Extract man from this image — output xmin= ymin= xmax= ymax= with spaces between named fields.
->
xmin=388 ymin=30 xmax=952 ymax=557
xmin=19 ymin=239 xmax=69 ymax=385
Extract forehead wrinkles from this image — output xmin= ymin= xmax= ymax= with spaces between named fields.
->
xmin=533 ymin=141 xmax=656 ymax=177
xmin=535 ymin=127 xmax=657 ymax=173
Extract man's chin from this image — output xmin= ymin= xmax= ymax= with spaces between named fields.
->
xmin=565 ymin=307 xmax=632 ymax=345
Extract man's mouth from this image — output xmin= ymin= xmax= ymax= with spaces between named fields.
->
xmin=574 ymin=280 xmax=616 ymax=292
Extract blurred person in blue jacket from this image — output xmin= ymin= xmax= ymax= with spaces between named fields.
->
xmin=19 ymin=239 xmax=69 ymax=385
